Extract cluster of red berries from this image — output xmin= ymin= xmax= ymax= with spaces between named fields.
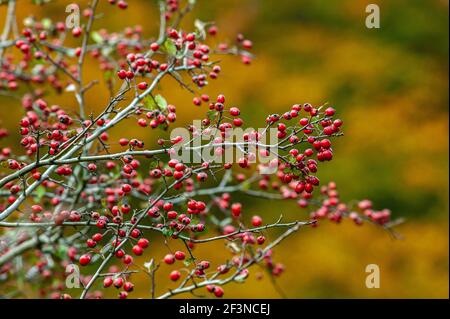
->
xmin=135 ymin=103 xmax=177 ymax=130
xmin=299 ymin=182 xmax=391 ymax=226
xmin=102 ymin=266 xmax=135 ymax=299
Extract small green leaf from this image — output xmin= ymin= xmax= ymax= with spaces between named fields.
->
xmin=148 ymin=158 xmax=159 ymax=169
xmin=206 ymin=110 xmax=217 ymax=120
xmin=55 ymin=245 xmax=68 ymax=259
xmin=144 ymin=94 xmax=167 ymax=111
xmin=41 ymin=18 xmax=52 ymax=30
xmin=240 ymin=180 xmax=251 ymax=191
xmin=162 ymin=39 xmax=177 ymax=56
xmin=91 ymin=31 xmax=104 ymax=44
xmin=183 ymin=257 xmax=195 ymax=267
xmin=144 ymin=259 xmax=156 ymax=272
xmin=66 ymin=129 xmax=78 ymax=138
xmin=283 ymin=166 xmax=292 ymax=174
xmin=35 ymin=185 xmax=46 ymax=203
xmin=154 ymin=94 xmax=167 ymax=110
xmin=161 ymin=227 xmax=174 ymax=237
xmin=286 ymin=154 xmax=296 ymax=164
xmin=143 ymin=95 xmax=157 ymax=110
xmin=103 ymin=70 xmax=113 ymax=82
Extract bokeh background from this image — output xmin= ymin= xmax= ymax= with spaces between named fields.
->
xmin=0 ymin=0 xmax=448 ymax=298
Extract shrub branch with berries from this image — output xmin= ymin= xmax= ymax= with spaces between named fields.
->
xmin=0 ymin=0 xmax=402 ymax=299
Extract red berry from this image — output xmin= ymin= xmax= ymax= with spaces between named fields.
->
xmin=132 ymin=245 xmax=143 ymax=256
xmin=118 ymin=291 xmax=128 ymax=299
xmin=137 ymin=82 xmax=148 ymax=90
xmin=117 ymin=69 xmax=127 ymax=79
xmin=103 ymin=276 xmax=113 ymax=288
xmin=174 ymin=251 xmax=185 ymax=260
xmin=213 ymin=286 xmax=224 ymax=297
xmin=323 ymin=126 xmax=334 ymax=136
xmin=257 ymin=236 xmax=265 ymax=245
xmin=231 ymin=203 xmax=242 ymax=218
xmin=123 ymin=282 xmax=134 ymax=292
xmin=72 ymin=27 xmax=82 ymax=37
xmin=92 ymin=233 xmax=103 ymax=242
xmin=79 ymin=254 xmax=91 ymax=266
xmin=119 ymin=138 xmax=130 ymax=146
xmin=121 ymin=184 xmax=132 ymax=193
xmin=299 ymin=118 xmax=309 ymax=126
xmin=217 ymin=94 xmax=225 ymax=103
xmin=150 ymin=42 xmax=159 ymax=51
xmin=31 ymin=204 xmax=42 ymax=213
xmin=137 ymin=238 xmax=149 ymax=248
xmin=229 ymin=107 xmax=240 ymax=116
xmin=113 ymin=277 xmax=124 ymax=288
xmin=193 ymin=97 xmax=201 ymax=106
xmin=251 ymin=215 xmax=262 ymax=227
xmin=117 ymin=1 xmax=128 ymax=9
xmin=186 ymin=33 xmax=195 ymax=42
xmin=242 ymin=39 xmax=252 ymax=49
xmin=164 ymin=254 xmax=175 ymax=264
xmin=169 ymin=270 xmax=181 ymax=281
xmin=325 ymin=107 xmax=336 ymax=116
xmin=233 ymin=118 xmax=243 ymax=127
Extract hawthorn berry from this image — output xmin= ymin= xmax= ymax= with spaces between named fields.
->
xmin=79 ymin=254 xmax=91 ymax=266
xmin=132 ymin=245 xmax=143 ymax=256
xmin=164 ymin=254 xmax=175 ymax=264
xmin=169 ymin=270 xmax=181 ymax=281
xmin=174 ymin=251 xmax=185 ymax=260
xmin=137 ymin=82 xmax=148 ymax=90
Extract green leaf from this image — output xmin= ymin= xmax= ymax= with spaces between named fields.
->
xmin=144 ymin=259 xmax=156 ymax=272
xmin=41 ymin=18 xmax=52 ymax=30
xmin=183 ymin=257 xmax=195 ymax=267
xmin=240 ymin=180 xmax=251 ymax=191
xmin=161 ymin=227 xmax=174 ymax=237
xmin=103 ymin=70 xmax=113 ymax=82
xmin=206 ymin=110 xmax=217 ymax=120
xmin=144 ymin=94 xmax=167 ymax=111
xmin=162 ymin=39 xmax=177 ymax=56
xmin=55 ymin=245 xmax=68 ymax=260
xmin=154 ymin=94 xmax=167 ymax=110
xmin=143 ymin=96 xmax=156 ymax=110
xmin=194 ymin=19 xmax=207 ymax=40
xmin=91 ymin=31 xmax=104 ymax=44
xmin=66 ymin=129 xmax=78 ymax=138
xmin=286 ymin=154 xmax=296 ymax=164
xmin=148 ymin=158 xmax=159 ymax=169
xmin=35 ymin=185 xmax=46 ymax=203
